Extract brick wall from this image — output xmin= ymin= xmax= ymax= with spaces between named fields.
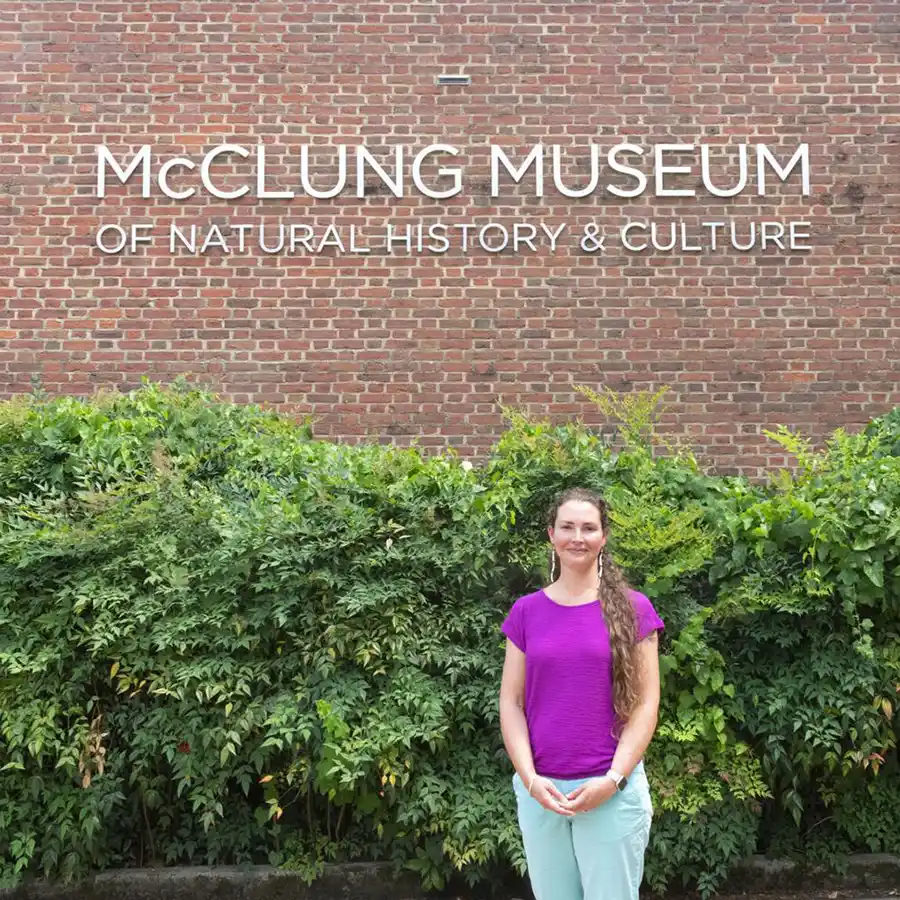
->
xmin=1 ymin=2 xmax=898 ymax=476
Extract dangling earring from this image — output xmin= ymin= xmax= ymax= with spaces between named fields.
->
xmin=597 ymin=550 xmax=604 ymax=583
xmin=549 ymin=548 xmax=557 ymax=582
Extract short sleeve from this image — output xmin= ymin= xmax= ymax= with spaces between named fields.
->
xmin=501 ymin=598 xmax=526 ymax=652
xmin=631 ymin=590 xmax=664 ymax=642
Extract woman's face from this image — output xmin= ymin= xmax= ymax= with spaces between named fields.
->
xmin=548 ymin=500 xmax=606 ymax=572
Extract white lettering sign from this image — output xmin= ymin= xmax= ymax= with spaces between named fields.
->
xmin=95 ymin=142 xmax=811 ymax=200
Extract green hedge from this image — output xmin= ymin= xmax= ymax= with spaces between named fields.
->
xmin=0 ymin=381 xmax=898 ymax=895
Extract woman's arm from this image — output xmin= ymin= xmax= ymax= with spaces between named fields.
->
xmin=566 ymin=630 xmax=662 ymax=813
xmin=609 ymin=631 xmax=661 ymax=778
xmin=498 ymin=638 xmax=537 ymax=786
xmin=499 ymin=638 xmax=574 ymax=816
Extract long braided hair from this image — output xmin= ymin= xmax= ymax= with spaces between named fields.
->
xmin=547 ymin=487 xmax=640 ymax=729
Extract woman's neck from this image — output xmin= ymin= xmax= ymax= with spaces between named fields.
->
xmin=553 ymin=570 xmax=600 ymax=599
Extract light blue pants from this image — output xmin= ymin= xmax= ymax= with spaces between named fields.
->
xmin=512 ymin=762 xmax=653 ymax=900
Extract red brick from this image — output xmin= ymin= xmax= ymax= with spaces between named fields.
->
xmin=0 ymin=1 xmax=897 ymax=479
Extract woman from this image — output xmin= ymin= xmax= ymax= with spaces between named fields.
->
xmin=499 ymin=487 xmax=664 ymax=900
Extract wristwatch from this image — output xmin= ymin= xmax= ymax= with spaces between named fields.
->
xmin=606 ymin=769 xmax=628 ymax=792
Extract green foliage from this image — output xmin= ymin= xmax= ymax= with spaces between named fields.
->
xmin=864 ymin=406 xmax=900 ymax=458
xmin=1 ymin=382 xmax=898 ymax=897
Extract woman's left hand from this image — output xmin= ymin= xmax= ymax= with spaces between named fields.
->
xmin=566 ymin=776 xmax=618 ymax=813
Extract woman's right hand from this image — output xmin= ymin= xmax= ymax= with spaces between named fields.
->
xmin=530 ymin=775 xmax=575 ymax=816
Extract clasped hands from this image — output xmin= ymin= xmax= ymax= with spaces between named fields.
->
xmin=529 ymin=774 xmax=617 ymax=816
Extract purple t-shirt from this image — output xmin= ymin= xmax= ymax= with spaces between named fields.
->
xmin=501 ymin=588 xmax=664 ymax=779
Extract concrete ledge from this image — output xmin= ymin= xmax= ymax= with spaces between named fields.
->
xmin=719 ymin=854 xmax=900 ymax=895
xmin=0 ymin=862 xmax=425 ymax=900
xmin=2 ymin=855 xmax=899 ymax=900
